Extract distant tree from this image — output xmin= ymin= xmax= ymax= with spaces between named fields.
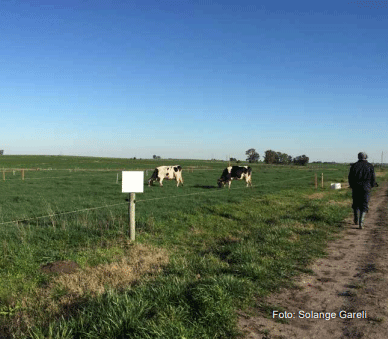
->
xmin=153 ymin=155 xmax=161 ymax=160
xmin=293 ymin=155 xmax=309 ymax=166
xmin=229 ymin=157 xmax=237 ymax=162
xmin=0 ymin=150 xmax=3 ymax=155
xmin=275 ymin=152 xmax=292 ymax=165
xmin=264 ymin=150 xmax=277 ymax=164
xmin=265 ymin=150 xmax=293 ymax=165
xmin=246 ymin=148 xmax=260 ymax=163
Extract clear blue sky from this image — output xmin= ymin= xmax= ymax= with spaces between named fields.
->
xmin=1 ymin=0 xmax=387 ymax=163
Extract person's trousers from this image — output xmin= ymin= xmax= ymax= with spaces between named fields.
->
xmin=352 ymin=187 xmax=371 ymax=212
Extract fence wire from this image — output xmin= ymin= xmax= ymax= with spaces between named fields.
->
xmin=0 ymin=174 xmax=317 ymax=226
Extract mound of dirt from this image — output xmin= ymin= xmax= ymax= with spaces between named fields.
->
xmin=40 ymin=261 xmax=80 ymax=275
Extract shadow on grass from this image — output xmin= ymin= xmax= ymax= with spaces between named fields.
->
xmin=192 ymin=185 xmax=218 ymax=189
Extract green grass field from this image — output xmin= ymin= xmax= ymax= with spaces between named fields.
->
xmin=0 ymin=155 xmax=385 ymax=338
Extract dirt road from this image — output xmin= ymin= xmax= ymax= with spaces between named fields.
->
xmin=239 ymin=182 xmax=388 ymax=339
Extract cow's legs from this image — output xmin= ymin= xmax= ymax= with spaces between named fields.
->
xmin=178 ymin=177 xmax=184 ymax=187
xmin=159 ymin=178 xmax=164 ymax=187
xmin=228 ymin=181 xmax=231 ymax=189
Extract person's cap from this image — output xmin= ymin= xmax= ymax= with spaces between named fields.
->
xmin=358 ymin=152 xmax=368 ymax=160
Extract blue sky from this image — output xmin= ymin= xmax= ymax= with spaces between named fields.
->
xmin=1 ymin=0 xmax=387 ymax=163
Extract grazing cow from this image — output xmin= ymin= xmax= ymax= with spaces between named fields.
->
xmin=148 ymin=165 xmax=184 ymax=187
xmin=217 ymin=166 xmax=252 ymax=188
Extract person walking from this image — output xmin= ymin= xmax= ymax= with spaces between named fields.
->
xmin=348 ymin=152 xmax=378 ymax=229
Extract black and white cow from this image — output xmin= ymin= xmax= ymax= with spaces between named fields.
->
xmin=217 ymin=166 xmax=252 ymax=188
xmin=148 ymin=165 xmax=184 ymax=187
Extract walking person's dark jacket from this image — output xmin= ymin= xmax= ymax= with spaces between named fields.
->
xmin=348 ymin=160 xmax=378 ymax=213
xmin=348 ymin=160 xmax=377 ymax=191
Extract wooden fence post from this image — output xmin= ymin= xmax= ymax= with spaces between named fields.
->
xmin=2 ymin=170 xmax=5 ymax=181
xmin=116 ymin=173 xmax=119 ymax=184
xmin=129 ymin=193 xmax=136 ymax=241
xmin=321 ymin=173 xmax=324 ymax=188
xmin=22 ymin=169 xmax=25 ymax=181
xmin=315 ymin=173 xmax=317 ymax=189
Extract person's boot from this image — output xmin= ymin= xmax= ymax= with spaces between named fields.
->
xmin=353 ymin=209 xmax=359 ymax=225
xmin=359 ymin=211 xmax=366 ymax=229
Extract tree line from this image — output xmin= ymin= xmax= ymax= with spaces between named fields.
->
xmin=244 ymin=149 xmax=309 ymax=166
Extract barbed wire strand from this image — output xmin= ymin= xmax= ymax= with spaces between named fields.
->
xmin=0 ymin=174 xmax=330 ymax=226
xmin=1 ymin=166 xmax=342 ymax=183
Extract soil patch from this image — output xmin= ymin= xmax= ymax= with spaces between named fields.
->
xmin=40 ymin=261 xmax=80 ymax=275
xmin=239 ymin=182 xmax=388 ymax=339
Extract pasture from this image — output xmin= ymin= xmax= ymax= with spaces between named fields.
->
xmin=0 ymin=155 xmax=384 ymax=338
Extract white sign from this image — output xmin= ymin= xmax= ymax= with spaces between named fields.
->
xmin=122 ymin=171 xmax=144 ymax=193
xmin=330 ymin=183 xmax=341 ymax=190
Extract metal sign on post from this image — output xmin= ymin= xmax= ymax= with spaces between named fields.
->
xmin=122 ymin=171 xmax=144 ymax=241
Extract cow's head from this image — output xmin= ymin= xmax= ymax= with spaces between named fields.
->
xmin=217 ymin=178 xmax=226 ymax=188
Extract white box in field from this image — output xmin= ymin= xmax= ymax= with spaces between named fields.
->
xmin=122 ymin=171 xmax=144 ymax=193
xmin=330 ymin=183 xmax=341 ymax=190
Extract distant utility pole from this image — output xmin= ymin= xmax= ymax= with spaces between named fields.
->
xmin=381 ymin=151 xmax=384 ymax=170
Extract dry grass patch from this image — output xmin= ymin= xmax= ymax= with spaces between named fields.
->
xmin=35 ymin=243 xmax=169 ymax=318
xmin=326 ymin=200 xmax=351 ymax=206
xmin=54 ymin=243 xmax=167 ymax=297
xmin=190 ymin=226 xmax=205 ymax=235
xmin=292 ymin=222 xmax=315 ymax=230
xmin=6 ymin=243 xmax=169 ymax=338
xmin=288 ymin=233 xmax=300 ymax=242
xmin=307 ymin=192 xmax=326 ymax=200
